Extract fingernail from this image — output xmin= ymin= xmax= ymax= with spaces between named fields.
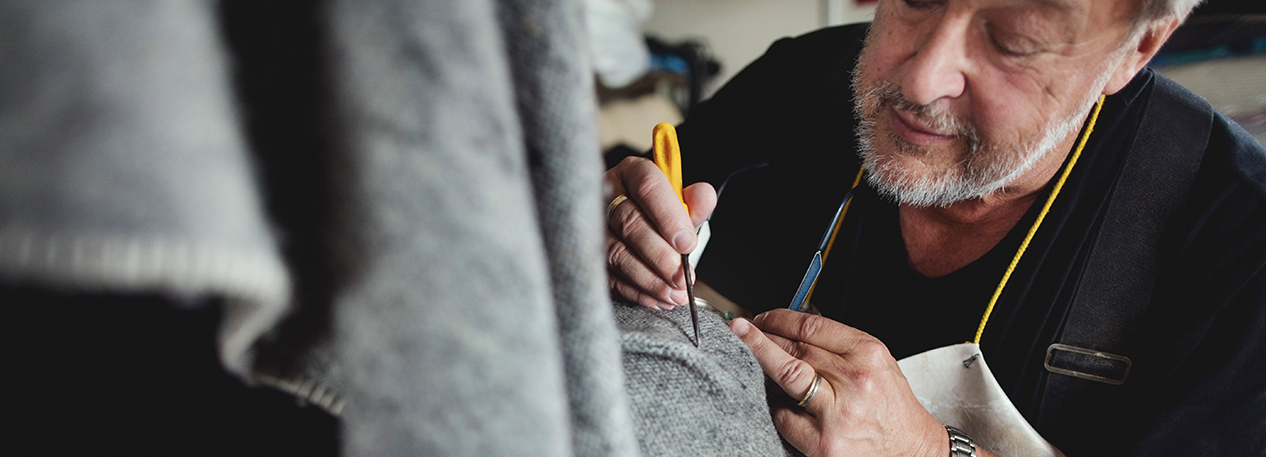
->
xmin=670 ymin=289 xmax=688 ymax=306
xmin=672 ymin=230 xmax=693 ymax=252
xmin=658 ymin=302 xmax=676 ymax=311
xmin=731 ymin=318 xmax=751 ymax=336
xmin=753 ymin=313 xmax=767 ymax=325
xmin=673 ymin=267 xmax=686 ymax=289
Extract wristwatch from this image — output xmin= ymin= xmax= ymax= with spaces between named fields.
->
xmin=946 ymin=425 xmax=977 ymax=457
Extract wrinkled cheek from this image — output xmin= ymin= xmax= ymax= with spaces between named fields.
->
xmin=857 ymin=14 xmax=922 ymax=96
xmin=972 ymin=91 xmax=1059 ymax=149
xmin=855 ymin=57 xmax=894 ymax=101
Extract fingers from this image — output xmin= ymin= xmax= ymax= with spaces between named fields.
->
xmin=762 ymin=331 xmax=822 ymax=364
xmin=617 ymin=157 xmax=699 ymax=254
xmin=603 ymin=157 xmax=712 ymax=309
xmin=754 ymin=311 xmax=901 ymax=403
xmin=771 ymin=406 xmax=821 ymax=453
xmin=683 ymin=182 xmax=717 ymax=229
xmin=606 ymin=195 xmax=688 ymax=295
xmin=606 ymin=230 xmax=687 ymax=309
xmin=741 ymin=312 xmax=952 ymax=457
xmin=608 ymin=267 xmax=681 ymax=310
xmin=730 ymin=318 xmax=834 ymax=411
xmin=753 ymin=309 xmax=876 ymax=356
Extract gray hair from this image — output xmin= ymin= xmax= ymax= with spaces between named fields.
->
xmin=1122 ymin=0 xmax=1201 ymax=47
xmin=1138 ymin=0 xmax=1203 ymax=23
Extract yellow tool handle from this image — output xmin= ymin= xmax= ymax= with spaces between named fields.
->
xmin=652 ymin=122 xmax=689 ymax=213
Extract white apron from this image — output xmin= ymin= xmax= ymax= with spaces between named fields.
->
xmin=897 ymin=343 xmax=1065 ymax=457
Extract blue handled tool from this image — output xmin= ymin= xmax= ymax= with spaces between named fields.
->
xmin=788 ymin=188 xmax=857 ymax=312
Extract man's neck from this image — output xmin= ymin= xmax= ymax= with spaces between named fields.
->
xmin=898 ymin=123 xmax=1085 ymax=278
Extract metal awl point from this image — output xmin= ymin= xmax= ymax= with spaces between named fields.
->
xmin=683 ymin=253 xmax=700 ymax=347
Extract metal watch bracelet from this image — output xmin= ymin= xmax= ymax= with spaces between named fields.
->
xmin=946 ymin=425 xmax=977 ymax=457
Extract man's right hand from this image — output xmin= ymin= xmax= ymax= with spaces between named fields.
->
xmin=605 ymin=157 xmax=717 ymax=310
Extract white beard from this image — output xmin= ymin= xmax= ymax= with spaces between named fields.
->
xmin=851 ymin=69 xmax=1110 ymax=208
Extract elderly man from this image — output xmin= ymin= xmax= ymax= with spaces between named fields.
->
xmin=605 ymin=0 xmax=1266 ymax=455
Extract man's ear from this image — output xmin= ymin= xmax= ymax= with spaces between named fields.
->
xmin=1102 ymin=18 xmax=1182 ymax=95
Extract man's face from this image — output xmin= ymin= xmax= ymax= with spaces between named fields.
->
xmin=854 ymin=0 xmax=1140 ymax=207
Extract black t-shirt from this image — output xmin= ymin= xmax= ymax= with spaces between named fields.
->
xmin=808 ymin=180 xmax=1036 ymax=360
xmin=680 ymin=24 xmax=1266 ymax=456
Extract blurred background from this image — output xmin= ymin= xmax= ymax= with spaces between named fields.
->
xmin=591 ymin=0 xmax=875 ymax=167
xmin=2 ymin=1 xmax=1262 ymax=455
xmin=592 ymin=0 xmax=1266 ymax=166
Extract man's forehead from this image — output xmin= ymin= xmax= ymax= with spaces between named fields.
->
xmin=982 ymin=0 xmax=1083 ymax=16
xmin=978 ymin=0 xmax=1135 ymax=41
xmin=1027 ymin=0 xmax=1082 ymax=13
xmin=993 ymin=0 xmax=1136 ymax=21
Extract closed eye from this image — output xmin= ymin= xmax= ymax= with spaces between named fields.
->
xmin=987 ymin=24 xmax=1043 ymax=57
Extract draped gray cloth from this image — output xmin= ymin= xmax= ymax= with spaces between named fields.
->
xmin=495 ymin=0 xmax=642 ymax=454
xmin=0 ymin=0 xmax=639 ymax=455
xmin=319 ymin=0 xmax=638 ymax=454
xmin=0 ymin=0 xmax=799 ymax=455
xmin=0 ymin=0 xmax=289 ymax=378
xmin=321 ymin=0 xmax=571 ymax=454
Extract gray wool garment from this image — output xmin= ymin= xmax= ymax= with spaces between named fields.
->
xmin=0 ymin=0 xmax=641 ymax=455
xmin=0 ymin=0 xmax=802 ymax=455
xmin=614 ymin=302 xmax=796 ymax=457
xmin=316 ymin=0 xmax=628 ymax=454
xmin=0 ymin=0 xmax=289 ymax=377
xmin=496 ymin=0 xmax=641 ymax=455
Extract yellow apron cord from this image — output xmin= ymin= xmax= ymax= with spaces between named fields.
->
xmin=823 ymin=167 xmax=868 ymax=264
xmin=973 ymin=95 xmax=1106 ymax=344
xmin=799 ymin=95 xmax=1104 ymax=336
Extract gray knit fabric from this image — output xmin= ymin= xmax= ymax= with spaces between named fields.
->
xmin=0 ymin=0 xmax=289 ymax=377
xmin=0 ymin=1 xmax=727 ymax=455
xmin=319 ymin=0 xmax=579 ymax=454
xmin=615 ymin=302 xmax=794 ymax=457
xmin=497 ymin=0 xmax=641 ymax=455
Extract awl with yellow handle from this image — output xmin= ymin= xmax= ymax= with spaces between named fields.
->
xmin=653 ymin=122 xmax=700 ymax=347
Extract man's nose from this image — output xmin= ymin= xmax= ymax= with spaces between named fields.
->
xmin=901 ymin=12 xmax=969 ymax=106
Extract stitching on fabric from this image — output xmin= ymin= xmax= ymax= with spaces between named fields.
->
xmin=620 ymin=333 xmax=745 ymax=396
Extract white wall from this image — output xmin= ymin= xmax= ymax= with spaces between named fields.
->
xmin=643 ymin=0 xmax=875 ymax=96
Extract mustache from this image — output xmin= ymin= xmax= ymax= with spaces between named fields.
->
xmin=861 ymin=81 xmax=980 ymax=152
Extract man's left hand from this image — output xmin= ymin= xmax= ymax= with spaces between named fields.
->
xmin=730 ymin=309 xmax=950 ymax=457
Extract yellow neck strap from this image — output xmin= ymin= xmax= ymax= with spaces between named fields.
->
xmin=973 ymin=94 xmax=1106 ymax=344
xmin=807 ymin=95 xmax=1107 ymax=345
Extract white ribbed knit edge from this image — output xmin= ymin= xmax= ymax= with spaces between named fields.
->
xmin=0 ymin=230 xmax=291 ymax=378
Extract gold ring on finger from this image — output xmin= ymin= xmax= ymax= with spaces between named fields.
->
xmin=797 ymin=373 xmax=822 ymax=407
xmin=606 ymin=194 xmax=629 ymax=221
